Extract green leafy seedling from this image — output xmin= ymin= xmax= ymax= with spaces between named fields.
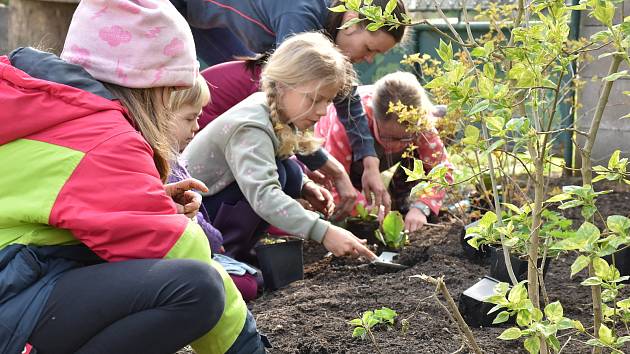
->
xmin=348 ymin=307 xmax=398 ymax=340
xmin=375 ymin=211 xmax=408 ymax=249
xmin=353 ymin=203 xmax=378 ymax=222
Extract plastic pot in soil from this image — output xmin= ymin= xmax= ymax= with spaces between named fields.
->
xmin=255 ymin=238 xmax=304 ymax=291
xmin=487 ymin=246 xmax=551 ymax=283
xmin=345 ymin=218 xmax=379 ymax=245
xmin=604 ymin=247 xmax=630 ymax=284
xmin=459 ymin=276 xmax=512 ymax=327
xmin=460 ymin=220 xmax=490 ymax=262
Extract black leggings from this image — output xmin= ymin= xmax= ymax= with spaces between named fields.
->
xmin=29 ymin=259 xmax=225 ymax=354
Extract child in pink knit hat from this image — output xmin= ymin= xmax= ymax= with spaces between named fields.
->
xmin=0 ymin=0 xmax=266 ymax=353
xmin=61 ymin=0 xmax=199 ymax=88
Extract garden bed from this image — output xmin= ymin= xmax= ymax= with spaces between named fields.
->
xmin=177 ymin=179 xmax=630 ymax=353
xmin=246 ymin=179 xmax=630 ymax=354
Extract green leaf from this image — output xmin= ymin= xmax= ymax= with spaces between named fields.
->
xmin=478 ymin=211 xmax=498 ymax=228
xmin=581 ymin=276 xmax=603 ymax=286
xmin=493 ymin=311 xmax=511 ymax=324
xmin=346 ymin=0 xmax=361 ymax=10
xmin=571 ymin=255 xmax=591 ymax=277
xmin=498 ymin=327 xmax=522 ymax=340
xmin=608 ymin=149 xmax=621 ymax=168
xmin=599 ymin=324 xmax=615 ymax=345
xmin=567 ymin=3 xmax=587 ymax=10
xmin=608 ymin=215 xmax=630 ymax=235
xmin=366 ymin=22 xmax=384 ymax=31
xmin=380 ymin=211 xmax=406 ymax=248
xmin=340 ymin=17 xmax=363 ymax=29
xmin=508 ymin=283 xmax=528 ymax=304
xmin=573 ymin=320 xmax=585 ymax=332
xmin=384 ymin=0 xmax=397 ymax=14
xmin=548 ymin=335 xmax=561 ymax=353
xmin=478 ymin=76 xmax=494 ymax=99
xmin=436 ymin=39 xmax=453 ymax=62
xmin=502 ymin=203 xmax=523 ymax=215
xmin=603 ymin=70 xmax=630 ymax=82
xmin=592 ymin=257 xmax=610 ymax=278
xmin=471 ymin=46 xmax=486 ymax=57
xmin=485 ymin=116 xmax=504 ymax=132
xmin=348 ymin=318 xmax=363 ymax=326
xmin=483 ymin=139 xmax=505 ymax=156
xmin=545 ymin=193 xmax=572 ymax=203
xmin=468 ymin=100 xmax=490 ymax=116
xmin=352 ymin=326 xmax=366 ymax=338
xmin=593 ymin=0 xmax=616 ymax=26
xmin=544 ymin=301 xmax=563 ymax=322
xmin=328 ymin=5 xmax=348 ymax=12
xmin=524 ymin=336 xmax=541 ymax=354
xmin=462 ymin=125 xmax=480 ymax=145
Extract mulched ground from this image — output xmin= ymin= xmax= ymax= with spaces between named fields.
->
xmin=179 ymin=178 xmax=630 ymax=353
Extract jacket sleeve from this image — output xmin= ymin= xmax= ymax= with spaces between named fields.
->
xmin=49 ymin=132 xmax=212 ymax=263
xmin=333 ymin=86 xmax=377 ymax=161
xmin=224 ymin=125 xmax=330 ymax=242
xmin=411 ymin=129 xmax=454 ymax=215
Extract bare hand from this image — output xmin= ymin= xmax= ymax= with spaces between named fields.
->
xmin=302 ymin=181 xmax=335 ymax=218
xmin=361 ymin=156 xmax=391 ymax=214
xmin=314 ymin=158 xmax=357 ymax=220
xmin=165 ymin=178 xmax=208 ymax=218
xmin=405 ymin=208 xmax=427 ymax=233
xmin=322 ymin=225 xmax=377 ymax=261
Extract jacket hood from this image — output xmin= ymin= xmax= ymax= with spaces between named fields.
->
xmin=0 ymin=47 xmax=127 ymax=145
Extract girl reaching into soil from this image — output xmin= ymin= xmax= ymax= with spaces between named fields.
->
xmin=0 ymin=1 xmax=265 ymax=353
xmin=183 ymin=32 xmax=376 ymax=265
xmin=315 ymin=71 xmax=454 ymax=233
xmin=168 ymin=74 xmax=261 ymax=301
xmin=199 ymin=55 xmax=359 ymax=219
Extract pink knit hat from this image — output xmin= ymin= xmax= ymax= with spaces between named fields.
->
xmin=61 ymin=0 xmax=198 ymax=88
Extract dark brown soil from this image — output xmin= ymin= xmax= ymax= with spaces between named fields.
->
xmin=247 ymin=179 xmax=630 ymax=354
xmin=176 ymin=179 xmax=630 ymax=353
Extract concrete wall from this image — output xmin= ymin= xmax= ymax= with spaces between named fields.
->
xmin=576 ymin=1 xmax=630 ymax=166
xmin=0 ymin=5 xmax=9 ymax=55
xmin=8 ymin=0 xmax=78 ymax=55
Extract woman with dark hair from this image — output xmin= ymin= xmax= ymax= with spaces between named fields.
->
xmin=172 ymin=0 xmax=409 ymax=216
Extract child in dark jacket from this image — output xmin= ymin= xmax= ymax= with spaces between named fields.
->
xmin=168 ymin=74 xmax=260 ymax=301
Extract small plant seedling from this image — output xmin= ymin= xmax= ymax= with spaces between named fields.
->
xmin=258 ymin=233 xmax=288 ymax=245
xmin=348 ymin=307 xmax=398 ymax=353
xmin=375 ymin=211 xmax=408 ymax=249
xmin=353 ymin=203 xmax=378 ymax=222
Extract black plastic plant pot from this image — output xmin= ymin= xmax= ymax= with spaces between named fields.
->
xmin=460 ymin=220 xmax=490 ymax=262
xmin=255 ymin=238 xmax=304 ymax=291
xmin=604 ymin=247 xmax=630 ymax=284
xmin=487 ymin=246 xmax=551 ymax=283
xmin=458 ymin=276 xmax=510 ymax=328
xmin=345 ymin=218 xmax=379 ymax=245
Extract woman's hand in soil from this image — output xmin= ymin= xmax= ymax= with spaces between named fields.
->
xmin=165 ymin=178 xmax=209 ymax=218
xmin=405 ymin=208 xmax=427 ymax=233
xmin=322 ymin=225 xmax=377 ymax=261
xmin=301 ymin=181 xmax=335 ymax=217
xmin=361 ymin=156 xmax=391 ymax=214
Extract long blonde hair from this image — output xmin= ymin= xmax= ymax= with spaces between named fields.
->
xmin=104 ymin=83 xmax=174 ymax=181
xmin=170 ymin=74 xmax=211 ymax=113
xmin=260 ymin=32 xmax=356 ymax=157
